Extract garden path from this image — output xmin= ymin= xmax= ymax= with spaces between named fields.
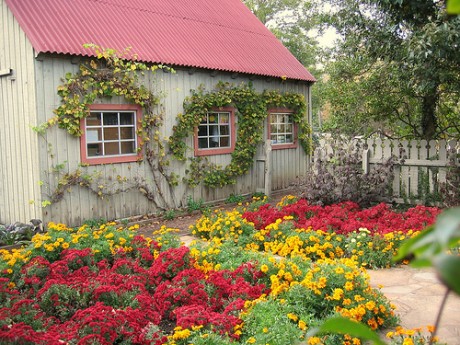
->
xmin=368 ymin=266 xmax=460 ymax=345
xmin=136 ymin=192 xmax=460 ymax=345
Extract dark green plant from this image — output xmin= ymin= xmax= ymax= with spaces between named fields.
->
xmin=82 ymin=218 xmax=107 ymax=228
xmin=225 ymin=194 xmax=245 ymax=204
xmin=164 ymin=209 xmax=176 ymax=221
xmin=186 ymin=196 xmax=205 ymax=213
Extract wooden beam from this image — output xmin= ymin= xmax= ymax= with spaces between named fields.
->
xmin=0 ymin=68 xmax=13 ymax=77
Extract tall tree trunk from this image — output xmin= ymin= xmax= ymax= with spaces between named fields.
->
xmin=420 ymin=90 xmax=438 ymax=140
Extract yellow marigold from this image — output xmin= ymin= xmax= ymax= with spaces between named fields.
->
xmin=427 ymin=325 xmax=436 ymax=333
xmin=402 ymin=339 xmax=414 ymax=345
xmin=335 ymin=266 xmax=344 ymax=274
xmin=287 ymin=313 xmax=298 ymax=322
xmin=172 ymin=328 xmax=191 ymax=340
xmin=344 ymin=281 xmax=354 ymax=291
xmin=260 ymin=264 xmax=269 ymax=273
xmin=247 ymin=337 xmax=256 ymax=344
xmin=308 ymin=336 xmax=322 ymax=345
xmin=62 ymin=242 xmax=70 ymax=249
xmin=298 ymin=320 xmax=307 ymax=331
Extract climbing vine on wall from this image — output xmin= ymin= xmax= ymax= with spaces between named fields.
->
xmin=34 ymin=45 xmax=178 ymax=210
xmin=169 ymin=82 xmax=311 ymax=188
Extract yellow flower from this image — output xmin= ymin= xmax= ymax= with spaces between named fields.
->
xmin=298 ymin=320 xmax=308 ymax=331
xmin=308 ymin=336 xmax=322 ymax=345
xmin=263 ymin=327 xmax=269 ymax=333
xmin=335 ymin=267 xmax=344 ymax=274
xmin=247 ymin=337 xmax=256 ymax=344
xmin=402 ymin=339 xmax=414 ymax=345
xmin=62 ymin=242 xmax=70 ymax=249
xmin=287 ymin=313 xmax=298 ymax=322
xmin=260 ymin=264 xmax=269 ymax=273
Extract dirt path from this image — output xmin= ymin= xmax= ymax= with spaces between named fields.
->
xmin=135 ymin=190 xmax=293 ymax=237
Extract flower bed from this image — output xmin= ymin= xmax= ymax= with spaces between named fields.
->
xmin=0 ymin=197 xmax=442 ymax=345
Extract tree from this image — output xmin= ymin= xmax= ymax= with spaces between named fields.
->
xmin=319 ymin=0 xmax=460 ymax=139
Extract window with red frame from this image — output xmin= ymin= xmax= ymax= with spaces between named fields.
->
xmin=194 ymin=109 xmax=235 ymax=156
xmin=80 ymin=105 xmax=142 ymax=164
xmin=268 ymin=112 xmax=297 ymax=149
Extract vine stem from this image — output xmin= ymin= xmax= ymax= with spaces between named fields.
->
xmin=429 ymin=287 xmax=450 ymax=345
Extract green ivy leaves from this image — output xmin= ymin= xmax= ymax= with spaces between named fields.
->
xmin=170 ymin=82 xmax=311 ymax=188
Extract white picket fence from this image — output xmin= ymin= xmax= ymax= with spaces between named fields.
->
xmin=314 ymin=138 xmax=460 ymax=205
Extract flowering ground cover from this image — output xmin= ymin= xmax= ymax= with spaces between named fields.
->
xmin=0 ymin=196 xmax=442 ymax=345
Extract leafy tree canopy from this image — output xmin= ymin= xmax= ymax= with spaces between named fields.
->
xmin=319 ymin=0 xmax=460 ymax=139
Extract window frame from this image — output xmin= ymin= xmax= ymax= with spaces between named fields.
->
xmin=267 ymin=108 xmax=298 ymax=150
xmin=194 ymin=107 xmax=236 ymax=156
xmin=80 ymin=104 xmax=143 ymax=165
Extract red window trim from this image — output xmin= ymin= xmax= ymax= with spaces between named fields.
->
xmin=267 ymin=108 xmax=298 ymax=150
xmin=80 ymin=104 xmax=143 ymax=165
xmin=194 ymin=107 xmax=236 ymax=157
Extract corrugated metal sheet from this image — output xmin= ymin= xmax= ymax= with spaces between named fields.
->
xmin=5 ymin=0 xmax=316 ymax=82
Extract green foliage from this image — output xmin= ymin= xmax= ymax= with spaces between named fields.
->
xmin=163 ymin=209 xmax=176 ymax=221
xmin=225 ymin=193 xmax=246 ymax=204
xmin=319 ymin=0 xmax=460 ymax=140
xmin=33 ymin=45 xmax=179 ymax=209
xmin=35 ymin=44 xmax=163 ymax=137
xmin=308 ymin=316 xmax=386 ymax=345
xmin=186 ymin=196 xmax=205 ymax=213
xmin=395 ymin=207 xmax=460 ymax=296
xmin=448 ymin=0 xmax=460 ymax=14
xmin=170 ymin=82 xmax=311 ymax=188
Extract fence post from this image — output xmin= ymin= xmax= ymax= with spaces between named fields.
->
xmin=264 ymin=139 xmax=272 ymax=197
xmin=362 ymin=148 xmax=370 ymax=174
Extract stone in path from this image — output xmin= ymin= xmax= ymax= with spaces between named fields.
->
xmin=368 ymin=266 xmax=460 ymax=345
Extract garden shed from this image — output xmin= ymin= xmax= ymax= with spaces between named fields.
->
xmin=0 ymin=0 xmax=315 ymax=226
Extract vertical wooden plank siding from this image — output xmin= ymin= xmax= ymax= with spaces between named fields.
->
xmin=34 ymin=58 xmax=311 ymax=226
xmin=0 ymin=0 xmax=41 ymax=224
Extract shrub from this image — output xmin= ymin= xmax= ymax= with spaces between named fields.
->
xmin=301 ymin=137 xmax=397 ymax=207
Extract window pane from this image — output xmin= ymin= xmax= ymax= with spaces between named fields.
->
xmin=104 ymin=142 xmax=120 ymax=155
xmin=198 ymin=137 xmax=209 ymax=149
xmin=104 ymin=127 xmax=119 ymax=140
xmin=196 ymin=111 xmax=232 ymax=153
xmin=86 ymin=129 xmax=101 ymax=142
xmin=120 ymin=113 xmax=134 ymax=125
xmin=220 ymin=125 xmax=229 ymax=135
xmin=120 ymin=127 xmax=135 ymax=139
xmin=87 ymin=143 xmax=102 ymax=156
xmin=219 ymin=113 xmax=229 ymax=124
xmin=198 ymin=125 xmax=208 ymax=137
xmin=121 ymin=141 xmax=136 ymax=154
xmin=87 ymin=113 xmax=102 ymax=126
xmin=220 ymin=136 xmax=229 ymax=147
xmin=285 ymin=134 xmax=293 ymax=143
xmin=103 ymin=112 xmax=119 ymax=126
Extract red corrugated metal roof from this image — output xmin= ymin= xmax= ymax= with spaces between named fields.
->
xmin=5 ymin=0 xmax=316 ymax=82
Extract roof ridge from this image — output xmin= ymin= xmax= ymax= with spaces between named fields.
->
xmin=88 ymin=0 xmax=272 ymax=38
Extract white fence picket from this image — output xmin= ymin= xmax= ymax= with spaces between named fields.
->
xmin=314 ymin=138 xmax=459 ymax=205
